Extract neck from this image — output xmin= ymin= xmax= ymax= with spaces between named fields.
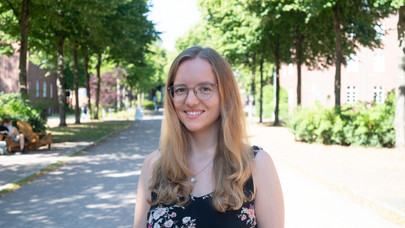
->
xmin=188 ymin=124 xmax=219 ymax=159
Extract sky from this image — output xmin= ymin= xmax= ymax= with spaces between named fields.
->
xmin=148 ymin=0 xmax=201 ymax=51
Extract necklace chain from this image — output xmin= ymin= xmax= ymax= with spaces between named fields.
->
xmin=190 ymin=160 xmax=213 ymax=183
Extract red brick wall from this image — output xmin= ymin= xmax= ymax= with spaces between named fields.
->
xmin=27 ymin=61 xmax=59 ymax=115
xmin=0 ymin=55 xmax=19 ymax=93
xmin=0 ymin=53 xmax=59 ymax=115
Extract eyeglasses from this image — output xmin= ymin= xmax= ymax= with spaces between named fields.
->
xmin=167 ymin=82 xmax=218 ymax=102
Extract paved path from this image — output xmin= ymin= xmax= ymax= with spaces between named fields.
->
xmin=249 ymin=123 xmax=405 ymax=227
xmin=0 ymin=116 xmax=404 ymax=227
xmin=0 ymin=117 xmax=161 ymax=228
xmin=278 ymin=159 xmax=402 ymax=228
xmin=0 ymin=141 xmax=92 ymax=187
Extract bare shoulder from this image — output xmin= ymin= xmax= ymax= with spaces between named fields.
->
xmin=252 ymin=147 xmax=280 ymax=189
xmin=139 ymin=150 xmax=161 ymax=189
xmin=252 ymin=148 xmax=285 ymax=227
xmin=144 ymin=150 xmax=161 ymax=165
xmin=133 ymin=150 xmax=161 ymax=227
xmin=253 ymin=148 xmax=276 ymax=174
xmin=142 ymin=150 xmax=161 ymax=174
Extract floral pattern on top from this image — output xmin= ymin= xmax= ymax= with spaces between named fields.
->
xmin=147 ymin=205 xmax=197 ymax=228
xmin=238 ymin=204 xmax=257 ymax=227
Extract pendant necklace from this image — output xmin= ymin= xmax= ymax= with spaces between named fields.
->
xmin=190 ymin=160 xmax=213 ymax=183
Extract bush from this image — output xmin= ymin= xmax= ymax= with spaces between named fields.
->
xmin=143 ymin=101 xmax=156 ymax=110
xmin=0 ymin=92 xmax=47 ymax=132
xmin=288 ymin=92 xmax=395 ymax=148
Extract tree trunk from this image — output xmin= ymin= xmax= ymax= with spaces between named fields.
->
xmin=94 ymin=53 xmax=102 ymax=120
xmin=274 ymin=39 xmax=281 ymax=126
xmin=295 ymin=36 xmax=303 ymax=106
xmin=259 ymin=58 xmax=264 ymax=123
xmin=56 ymin=36 xmax=67 ymax=126
xmin=18 ymin=0 xmax=30 ymax=99
xmin=84 ymin=50 xmax=92 ymax=119
xmin=249 ymin=53 xmax=256 ymax=119
xmin=333 ymin=3 xmax=343 ymax=107
xmin=116 ymin=73 xmax=121 ymax=111
xmin=396 ymin=6 xmax=405 ymax=152
xmin=73 ymin=41 xmax=80 ymax=124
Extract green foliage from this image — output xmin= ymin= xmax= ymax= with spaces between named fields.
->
xmin=142 ymin=101 xmax=155 ymax=110
xmin=126 ymin=43 xmax=168 ymax=92
xmin=288 ymin=92 xmax=396 ymax=148
xmin=374 ymin=0 xmax=405 ymax=8
xmin=255 ymin=84 xmax=288 ymax=120
xmin=0 ymin=92 xmax=47 ymax=132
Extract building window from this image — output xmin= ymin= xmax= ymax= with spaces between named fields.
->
xmin=373 ymin=54 xmax=385 ymax=72
xmin=50 ymin=84 xmax=53 ymax=98
xmin=373 ymin=86 xmax=384 ymax=104
xmin=347 ymin=54 xmax=358 ymax=72
xmin=36 ymin=80 xmax=40 ymax=98
xmin=346 ymin=86 xmax=358 ymax=104
xmin=375 ymin=22 xmax=385 ymax=40
xmin=43 ymin=81 xmax=47 ymax=98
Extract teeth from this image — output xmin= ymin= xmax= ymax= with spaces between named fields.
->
xmin=186 ymin=111 xmax=202 ymax=116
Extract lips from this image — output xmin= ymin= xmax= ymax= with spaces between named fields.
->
xmin=184 ymin=110 xmax=204 ymax=118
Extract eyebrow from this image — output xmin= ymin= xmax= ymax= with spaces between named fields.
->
xmin=172 ymin=82 xmax=216 ymax=87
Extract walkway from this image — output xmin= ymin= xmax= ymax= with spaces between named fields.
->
xmin=0 ymin=116 xmax=161 ymax=227
xmin=249 ymin=122 xmax=405 ymax=227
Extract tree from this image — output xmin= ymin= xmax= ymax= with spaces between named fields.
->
xmin=249 ymin=1 xmax=295 ymax=125
xmin=0 ymin=0 xmax=40 ymax=98
xmin=397 ymin=4 xmax=405 ymax=151
xmin=305 ymin=0 xmax=391 ymax=107
xmin=90 ymin=0 xmax=156 ymax=119
xmin=199 ymin=0 xmax=264 ymax=120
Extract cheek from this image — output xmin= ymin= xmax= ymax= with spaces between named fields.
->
xmin=173 ymin=103 xmax=183 ymax=114
xmin=212 ymin=98 xmax=221 ymax=117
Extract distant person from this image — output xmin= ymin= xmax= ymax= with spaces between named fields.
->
xmin=133 ymin=46 xmax=284 ymax=227
xmin=0 ymin=120 xmax=8 ymax=137
xmin=0 ymin=118 xmax=25 ymax=153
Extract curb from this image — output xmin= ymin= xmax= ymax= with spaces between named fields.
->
xmin=0 ymin=120 xmax=136 ymax=196
xmin=270 ymin=151 xmax=405 ymax=226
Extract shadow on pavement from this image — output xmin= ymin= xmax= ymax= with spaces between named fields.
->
xmin=0 ymin=119 xmax=161 ymax=228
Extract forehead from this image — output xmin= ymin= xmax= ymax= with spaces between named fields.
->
xmin=174 ymin=57 xmax=216 ymax=84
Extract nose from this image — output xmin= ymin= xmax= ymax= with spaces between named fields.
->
xmin=185 ymin=89 xmax=200 ymax=107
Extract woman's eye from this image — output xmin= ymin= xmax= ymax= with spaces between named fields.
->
xmin=175 ymin=87 xmax=186 ymax=93
xmin=200 ymin=86 xmax=212 ymax=92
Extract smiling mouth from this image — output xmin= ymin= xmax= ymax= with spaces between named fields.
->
xmin=185 ymin=111 xmax=203 ymax=116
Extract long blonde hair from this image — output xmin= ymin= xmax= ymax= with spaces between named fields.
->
xmin=149 ymin=46 xmax=253 ymax=212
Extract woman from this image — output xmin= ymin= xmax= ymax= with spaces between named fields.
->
xmin=134 ymin=46 xmax=284 ymax=227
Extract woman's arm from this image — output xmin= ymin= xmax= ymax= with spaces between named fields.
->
xmin=133 ymin=150 xmax=160 ymax=228
xmin=253 ymin=149 xmax=284 ymax=228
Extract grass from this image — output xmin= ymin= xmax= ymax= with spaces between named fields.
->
xmin=47 ymin=120 xmax=133 ymax=143
xmin=104 ymin=108 xmax=136 ymax=119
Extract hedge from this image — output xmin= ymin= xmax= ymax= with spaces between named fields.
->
xmin=0 ymin=93 xmax=47 ymax=132
xmin=288 ymin=92 xmax=395 ymax=148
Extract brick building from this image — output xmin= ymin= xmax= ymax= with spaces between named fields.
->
xmin=0 ymin=53 xmax=58 ymax=115
xmin=280 ymin=15 xmax=398 ymax=111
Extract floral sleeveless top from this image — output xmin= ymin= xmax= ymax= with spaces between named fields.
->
xmin=146 ymin=146 xmax=260 ymax=228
